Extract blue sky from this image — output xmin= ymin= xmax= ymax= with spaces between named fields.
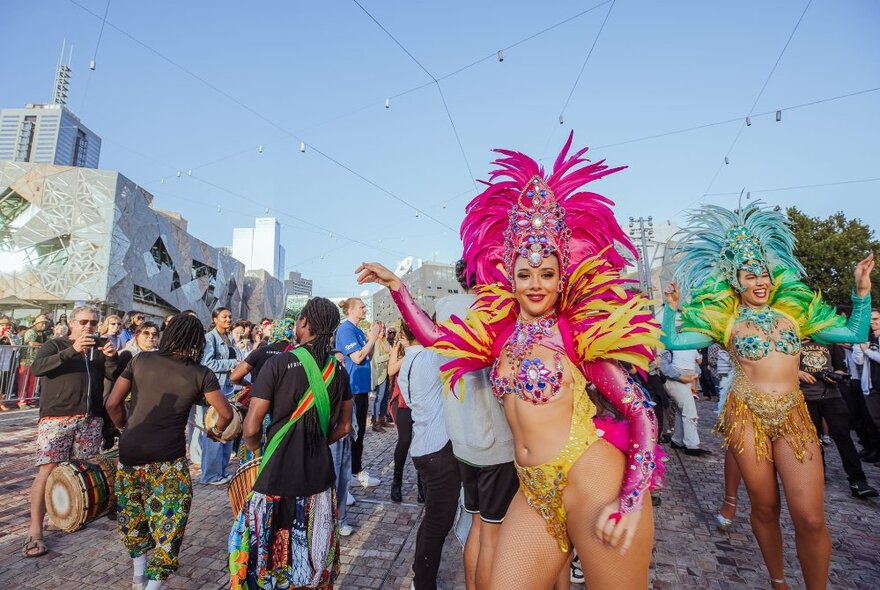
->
xmin=2 ymin=0 xmax=878 ymax=296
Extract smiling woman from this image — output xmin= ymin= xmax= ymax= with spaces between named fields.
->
xmin=661 ymin=202 xmax=874 ymax=590
xmin=357 ymin=133 xmax=664 ymax=590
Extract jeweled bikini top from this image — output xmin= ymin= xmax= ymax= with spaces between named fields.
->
xmin=491 ymin=313 xmax=563 ymax=404
xmin=732 ymin=305 xmax=801 ymax=361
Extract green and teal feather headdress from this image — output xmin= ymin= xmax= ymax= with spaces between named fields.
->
xmin=674 ymin=201 xmax=805 ymax=299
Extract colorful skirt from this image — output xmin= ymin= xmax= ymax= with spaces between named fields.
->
xmin=228 ymin=488 xmax=338 ymax=589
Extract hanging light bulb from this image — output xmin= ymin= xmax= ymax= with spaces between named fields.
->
xmin=385 ymin=98 xmax=391 ymax=109
xmin=559 ymin=114 xmax=564 ymax=125
xmin=497 ymin=50 xmax=504 ymax=62
xmin=745 ymin=116 xmax=752 ymax=126
xmin=176 ymin=171 xmax=181 ymax=178
xmin=187 ymin=169 xmax=192 ymax=176
xmin=724 ymin=157 xmax=730 ymax=165
xmin=299 ymin=142 xmax=306 ymax=153
xmin=89 ymin=59 xmax=96 ymax=70
xmin=160 ymin=178 xmax=165 ymax=184
xmin=775 ymin=110 xmax=782 ymax=122
xmin=258 ymin=144 xmax=263 ymax=153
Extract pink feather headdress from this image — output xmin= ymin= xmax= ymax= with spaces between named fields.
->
xmin=461 ymin=132 xmax=634 ymax=286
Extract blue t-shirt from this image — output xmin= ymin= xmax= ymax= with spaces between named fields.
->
xmin=335 ymin=320 xmax=372 ymax=394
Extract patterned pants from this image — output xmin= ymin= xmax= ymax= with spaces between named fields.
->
xmin=115 ymin=457 xmax=192 ymax=581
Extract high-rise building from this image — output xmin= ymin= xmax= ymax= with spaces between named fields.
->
xmin=284 ymin=271 xmax=313 ymax=297
xmin=0 ymin=103 xmax=101 ymax=168
xmin=231 ymin=217 xmax=285 ymax=279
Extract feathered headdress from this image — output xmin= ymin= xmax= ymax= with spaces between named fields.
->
xmin=461 ymin=132 xmax=635 ymax=286
xmin=674 ymin=201 xmax=805 ymax=300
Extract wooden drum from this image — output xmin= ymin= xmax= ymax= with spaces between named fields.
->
xmin=45 ymin=450 xmax=119 ymax=532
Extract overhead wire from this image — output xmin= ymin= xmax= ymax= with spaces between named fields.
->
xmin=704 ymin=176 xmax=880 ymax=197
xmin=350 ymin=0 xmax=476 ymax=187
xmin=64 ymin=0 xmax=454 ymax=229
xmin=699 ymin=0 xmax=814 ymax=198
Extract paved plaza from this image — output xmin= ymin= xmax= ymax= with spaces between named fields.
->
xmin=0 ymin=398 xmax=878 ymax=589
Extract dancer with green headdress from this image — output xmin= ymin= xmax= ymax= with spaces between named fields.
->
xmin=661 ymin=202 xmax=873 ymax=590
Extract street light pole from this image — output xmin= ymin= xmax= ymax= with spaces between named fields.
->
xmin=628 ymin=216 xmax=655 ymax=301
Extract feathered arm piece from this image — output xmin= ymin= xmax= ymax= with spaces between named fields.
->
xmin=434 ymin=283 xmax=518 ymax=390
xmin=561 ymin=253 xmax=660 ymax=370
xmin=674 ymin=274 xmax=738 ymax=346
xmin=581 ymin=359 xmax=660 ymax=514
xmin=768 ymin=267 xmax=869 ymax=343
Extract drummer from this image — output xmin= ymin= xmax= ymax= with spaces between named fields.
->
xmin=230 ymin=317 xmax=296 ymax=460
xmin=106 ymin=314 xmax=233 ymax=590
xmin=24 ymin=305 xmax=118 ymax=558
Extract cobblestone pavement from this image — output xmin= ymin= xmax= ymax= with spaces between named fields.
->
xmin=1 ymin=398 xmax=878 ymax=589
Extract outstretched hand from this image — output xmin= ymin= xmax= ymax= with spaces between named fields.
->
xmin=854 ymin=253 xmax=875 ymax=298
xmin=355 ymin=262 xmax=402 ymax=291
xmin=663 ymin=281 xmax=681 ymax=310
xmin=595 ymin=501 xmax=642 ymax=556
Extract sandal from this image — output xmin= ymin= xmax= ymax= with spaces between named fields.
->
xmin=22 ymin=536 xmax=47 ymax=558
xmin=716 ymin=495 xmax=737 ymax=532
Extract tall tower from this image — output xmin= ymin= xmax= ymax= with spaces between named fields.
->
xmin=0 ymin=45 xmax=102 ymax=168
xmin=51 ymin=40 xmax=73 ymax=106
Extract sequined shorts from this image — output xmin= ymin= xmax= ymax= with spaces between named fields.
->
xmin=718 ymin=372 xmax=817 ymax=463
xmin=514 ymin=384 xmax=598 ymax=552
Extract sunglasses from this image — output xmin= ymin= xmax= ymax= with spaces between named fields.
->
xmin=76 ymin=319 xmax=100 ymax=327
xmin=141 ymin=331 xmax=159 ymax=338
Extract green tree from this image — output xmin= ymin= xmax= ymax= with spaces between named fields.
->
xmin=787 ymin=207 xmax=880 ymax=306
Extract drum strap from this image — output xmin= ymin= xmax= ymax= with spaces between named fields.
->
xmin=257 ymin=348 xmax=335 ymax=477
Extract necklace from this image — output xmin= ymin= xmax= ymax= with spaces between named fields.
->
xmin=492 ymin=312 xmax=562 ymax=404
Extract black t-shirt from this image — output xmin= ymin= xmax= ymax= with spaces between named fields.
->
xmin=868 ymin=334 xmax=880 ymax=392
xmin=243 ymin=340 xmax=291 ymax=383
xmin=250 ymin=346 xmax=352 ymax=498
xmin=118 ymin=352 xmax=220 ymax=466
xmin=799 ymin=341 xmax=844 ymax=401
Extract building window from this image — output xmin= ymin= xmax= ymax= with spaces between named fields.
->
xmin=134 ymin=284 xmax=175 ymax=309
xmin=15 ymin=116 xmax=36 ymax=162
xmin=171 ymin=271 xmax=181 ymax=291
xmin=192 ymin=260 xmax=218 ymax=309
xmin=150 ymin=237 xmax=175 ymax=268
xmin=72 ymin=129 xmax=88 ymax=167
xmin=26 ymin=234 xmax=71 ymax=266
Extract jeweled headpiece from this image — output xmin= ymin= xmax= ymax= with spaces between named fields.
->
xmin=504 ymin=176 xmax=571 ymax=273
xmin=674 ymin=202 xmax=805 ymax=298
xmin=461 ymin=132 xmax=635 ymax=286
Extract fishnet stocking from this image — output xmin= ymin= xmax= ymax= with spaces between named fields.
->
xmin=489 ymin=440 xmax=653 ymax=590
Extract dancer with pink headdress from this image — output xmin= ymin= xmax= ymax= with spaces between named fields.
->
xmin=357 ymin=132 xmax=663 ymax=589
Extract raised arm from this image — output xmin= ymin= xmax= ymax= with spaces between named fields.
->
xmin=356 ymin=262 xmax=444 ymax=346
xmin=581 ymin=359 xmax=658 ymax=515
xmin=812 ymin=292 xmax=871 ymax=344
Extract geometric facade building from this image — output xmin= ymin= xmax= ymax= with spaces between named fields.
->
xmin=284 ymin=271 xmax=312 ymax=297
xmin=0 ymin=161 xmax=283 ymax=324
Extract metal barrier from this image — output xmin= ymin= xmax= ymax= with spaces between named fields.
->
xmin=0 ymin=345 xmax=41 ymax=408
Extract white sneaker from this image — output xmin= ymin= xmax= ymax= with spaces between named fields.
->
xmin=346 ymin=491 xmax=356 ymax=506
xmin=338 ymin=524 xmax=353 ymax=537
xmin=355 ymin=470 xmax=381 ymax=488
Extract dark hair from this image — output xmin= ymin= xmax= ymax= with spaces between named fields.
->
xmin=211 ymin=307 xmax=230 ymax=321
xmin=300 ymin=297 xmax=341 ymax=367
xmin=455 ymin=258 xmax=476 ymax=291
xmin=182 ymin=309 xmax=198 ymax=317
xmin=233 ymin=319 xmax=251 ymax=330
xmin=158 ymin=314 xmax=206 ymax=363
xmin=398 ymin=318 xmax=416 ymax=343
xmin=260 ymin=317 xmax=272 ymax=325
xmin=122 ymin=310 xmax=141 ymax=329
xmin=298 ymin=297 xmax=343 ymax=449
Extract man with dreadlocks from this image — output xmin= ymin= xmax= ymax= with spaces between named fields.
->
xmin=106 ymin=314 xmax=234 ymax=590
xmin=229 ymin=297 xmax=353 ymax=590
